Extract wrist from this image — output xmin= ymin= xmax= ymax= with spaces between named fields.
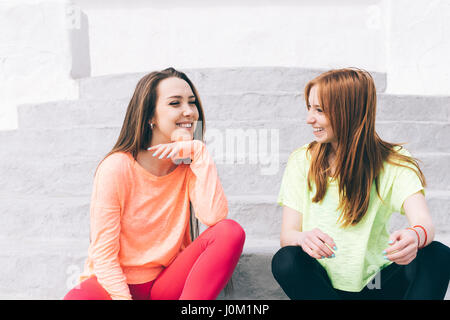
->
xmin=412 ymin=225 xmax=428 ymax=249
xmin=406 ymin=227 xmax=421 ymax=248
xmin=296 ymin=231 xmax=306 ymax=247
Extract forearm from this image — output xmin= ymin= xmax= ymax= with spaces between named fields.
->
xmin=280 ymin=229 xmax=303 ymax=247
xmin=90 ymin=220 xmax=132 ymax=300
xmin=403 ymin=191 xmax=435 ymax=248
xmin=93 ymin=259 xmax=133 ymax=300
xmin=189 ymin=141 xmax=228 ymax=225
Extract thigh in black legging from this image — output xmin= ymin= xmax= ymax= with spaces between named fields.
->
xmin=403 ymin=241 xmax=450 ymax=300
xmin=271 ymin=246 xmax=340 ymax=300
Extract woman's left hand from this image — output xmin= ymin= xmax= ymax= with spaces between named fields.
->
xmin=383 ymin=228 xmax=419 ymax=265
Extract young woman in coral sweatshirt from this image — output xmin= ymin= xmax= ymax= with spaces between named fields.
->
xmin=64 ymin=68 xmax=245 ymax=300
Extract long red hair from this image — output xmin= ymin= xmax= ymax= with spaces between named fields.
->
xmin=304 ymin=68 xmax=426 ymax=227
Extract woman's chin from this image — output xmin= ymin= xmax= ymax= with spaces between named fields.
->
xmin=171 ymin=129 xmax=193 ymax=142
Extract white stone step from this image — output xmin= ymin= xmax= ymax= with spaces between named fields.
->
xmin=1 ymin=235 xmax=448 ymax=300
xmin=77 ymin=67 xmax=387 ymax=101
xmin=1 ymin=150 xmax=448 ymax=200
xmin=0 ymin=237 xmax=88 ymax=300
xmin=1 ymin=121 xmax=449 ymax=161
xmin=0 ymin=191 xmax=448 ymax=242
xmin=16 ymin=93 xmax=450 ymax=130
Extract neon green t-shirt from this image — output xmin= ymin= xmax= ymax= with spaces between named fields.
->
xmin=277 ymin=144 xmax=425 ymax=292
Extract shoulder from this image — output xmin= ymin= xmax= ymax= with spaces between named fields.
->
xmin=284 ymin=143 xmax=311 ymax=175
xmin=391 ymin=145 xmax=412 ymax=158
xmin=380 ymin=146 xmax=422 ymax=183
xmin=383 ymin=146 xmax=415 ymax=171
xmin=96 ymin=152 xmax=132 ymax=176
xmin=288 ymin=143 xmax=311 ymax=162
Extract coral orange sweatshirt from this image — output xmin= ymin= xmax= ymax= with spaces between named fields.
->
xmin=79 ymin=141 xmax=228 ymax=300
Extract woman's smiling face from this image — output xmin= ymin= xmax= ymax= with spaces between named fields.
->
xmin=306 ymin=84 xmax=337 ymax=147
xmin=150 ymin=77 xmax=199 ymax=144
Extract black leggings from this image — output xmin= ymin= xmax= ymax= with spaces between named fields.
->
xmin=271 ymin=241 xmax=450 ymax=300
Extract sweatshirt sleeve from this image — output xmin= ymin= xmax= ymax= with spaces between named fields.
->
xmin=187 ymin=140 xmax=228 ymax=226
xmin=89 ymin=156 xmax=133 ymax=300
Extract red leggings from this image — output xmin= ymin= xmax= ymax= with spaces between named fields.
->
xmin=64 ymin=219 xmax=245 ymax=300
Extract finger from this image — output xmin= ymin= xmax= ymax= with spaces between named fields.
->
xmin=302 ymin=239 xmax=322 ymax=259
xmin=301 ymin=245 xmax=321 ymax=260
xmin=393 ymin=254 xmax=416 ymax=265
xmin=305 ymin=238 xmax=329 ymax=259
xmin=384 ymin=240 xmax=405 ymax=255
xmin=385 ymin=243 xmax=416 ymax=262
xmin=149 ymin=145 xmax=164 ymax=156
xmin=147 ymin=144 xmax=161 ymax=151
xmin=385 ymin=233 xmax=411 ymax=254
xmin=159 ymin=145 xmax=175 ymax=159
xmin=310 ymin=237 xmax=334 ymax=257
xmin=167 ymin=145 xmax=181 ymax=159
xmin=388 ymin=230 xmax=402 ymax=245
xmin=315 ymin=230 xmax=337 ymax=251
xmin=389 ymin=250 xmax=417 ymax=265
xmin=152 ymin=145 xmax=170 ymax=158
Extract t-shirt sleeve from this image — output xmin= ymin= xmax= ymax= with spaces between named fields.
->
xmin=389 ymin=153 xmax=425 ymax=215
xmin=277 ymin=148 xmax=308 ymax=213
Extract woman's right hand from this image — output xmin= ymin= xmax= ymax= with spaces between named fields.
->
xmin=148 ymin=140 xmax=202 ymax=162
xmin=297 ymin=228 xmax=337 ymax=259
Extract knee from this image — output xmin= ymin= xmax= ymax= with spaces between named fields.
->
xmin=271 ymin=246 xmax=304 ymax=280
xmin=213 ymin=219 xmax=246 ymax=247
xmin=420 ymin=241 xmax=450 ymax=263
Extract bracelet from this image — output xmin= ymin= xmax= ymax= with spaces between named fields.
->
xmin=413 ymin=225 xmax=428 ymax=249
xmin=406 ymin=227 xmax=421 ymax=248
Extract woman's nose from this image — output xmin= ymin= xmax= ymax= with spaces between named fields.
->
xmin=306 ymin=112 xmax=315 ymax=124
xmin=182 ymin=103 xmax=194 ymax=116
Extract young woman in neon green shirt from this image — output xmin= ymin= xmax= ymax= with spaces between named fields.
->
xmin=272 ymin=68 xmax=450 ymax=299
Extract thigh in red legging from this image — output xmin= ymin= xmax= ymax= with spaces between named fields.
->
xmin=150 ymin=219 xmax=245 ymax=300
xmin=64 ymin=276 xmax=156 ymax=300
xmin=63 ymin=276 xmax=112 ymax=300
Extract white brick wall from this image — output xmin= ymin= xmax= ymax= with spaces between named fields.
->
xmin=1 ymin=0 xmax=450 ymax=130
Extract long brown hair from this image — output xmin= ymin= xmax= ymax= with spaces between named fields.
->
xmin=304 ymin=68 xmax=426 ymax=228
xmin=97 ymin=67 xmax=205 ymax=240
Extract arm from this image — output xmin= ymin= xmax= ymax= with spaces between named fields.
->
xmin=384 ymin=191 xmax=435 ymax=265
xmin=280 ymin=206 xmax=303 ymax=247
xmin=89 ymin=158 xmax=132 ymax=300
xmin=187 ymin=140 xmax=228 ymax=226
xmin=403 ymin=191 xmax=435 ymax=247
xmin=149 ymin=140 xmax=228 ymax=226
xmin=280 ymin=205 xmax=336 ymax=259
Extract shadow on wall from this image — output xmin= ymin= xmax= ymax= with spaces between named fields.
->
xmin=68 ymin=6 xmax=91 ymax=79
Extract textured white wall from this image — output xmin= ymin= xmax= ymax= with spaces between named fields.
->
xmin=0 ymin=0 xmax=78 ymax=130
xmin=386 ymin=0 xmax=450 ymax=95
xmin=1 ymin=0 xmax=449 ymax=130
xmin=80 ymin=0 xmax=387 ymax=76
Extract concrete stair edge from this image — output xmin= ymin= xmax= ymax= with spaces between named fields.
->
xmin=77 ymin=67 xmax=387 ymax=100
xmin=15 ymin=92 xmax=450 ymax=130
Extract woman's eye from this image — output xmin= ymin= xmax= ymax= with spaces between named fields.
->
xmin=189 ymin=101 xmax=196 ymax=105
xmin=317 ymin=108 xmax=323 ymax=113
xmin=169 ymin=101 xmax=180 ymax=106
